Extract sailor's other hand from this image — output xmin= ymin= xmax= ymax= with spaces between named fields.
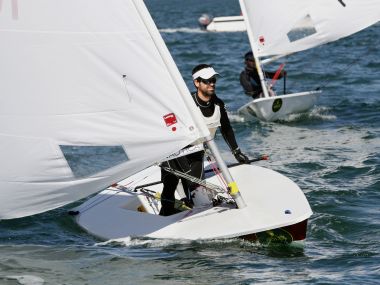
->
xmin=232 ymin=148 xmax=249 ymax=164
xmin=281 ymin=70 xmax=287 ymax=77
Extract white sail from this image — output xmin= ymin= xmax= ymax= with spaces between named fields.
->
xmin=0 ymin=0 xmax=209 ymax=219
xmin=240 ymin=0 xmax=380 ymax=57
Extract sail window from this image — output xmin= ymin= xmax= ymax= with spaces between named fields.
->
xmin=60 ymin=145 xmax=129 ymax=178
xmin=287 ymin=15 xmax=317 ymax=42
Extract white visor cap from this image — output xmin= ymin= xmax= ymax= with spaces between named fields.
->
xmin=192 ymin=67 xmax=220 ymax=80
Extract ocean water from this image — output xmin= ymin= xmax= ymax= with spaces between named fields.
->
xmin=1 ymin=0 xmax=379 ymax=284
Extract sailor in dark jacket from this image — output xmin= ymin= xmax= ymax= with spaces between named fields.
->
xmin=159 ymin=64 xmax=249 ymax=216
xmin=240 ymin=51 xmax=285 ymax=99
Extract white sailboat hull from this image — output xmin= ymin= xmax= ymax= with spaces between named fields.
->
xmin=202 ymin=16 xmax=246 ymax=32
xmin=72 ymin=164 xmax=312 ymax=242
xmin=238 ymin=91 xmax=321 ymax=122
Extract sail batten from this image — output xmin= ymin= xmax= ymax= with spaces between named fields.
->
xmin=240 ymin=0 xmax=380 ymax=57
xmin=0 ymin=0 xmax=209 ymax=219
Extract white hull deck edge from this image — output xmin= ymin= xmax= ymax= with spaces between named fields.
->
xmin=238 ymin=91 xmax=322 ymax=122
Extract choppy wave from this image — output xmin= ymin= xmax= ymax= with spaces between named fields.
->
xmin=226 ymin=111 xmax=246 ymax=123
xmin=280 ymin=106 xmax=337 ymax=122
xmin=97 ymin=236 xmax=250 ymax=249
xmin=159 ymin=27 xmax=205 ymax=33
xmin=4 ymin=275 xmax=44 ymax=285
xmin=96 ymin=236 xmax=192 ymax=248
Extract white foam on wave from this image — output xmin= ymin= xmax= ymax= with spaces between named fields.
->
xmin=5 ymin=275 xmax=45 ymax=285
xmin=227 ymin=111 xmax=246 ymax=123
xmin=280 ymin=106 xmax=336 ymax=122
xmin=96 ymin=236 xmax=192 ymax=248
xmin=246 ymin=122 xmax=380 ymax=192
xmin=96 ymin=236 xmax=244 ymax=248
xmin=159 ymin=27 xmax=205 ymax=34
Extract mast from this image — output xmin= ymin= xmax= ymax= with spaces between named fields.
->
xmin=132 ymin=0 xmax=246 ymax=208
xmin=239 ymin=0 xmax=270 ymax=98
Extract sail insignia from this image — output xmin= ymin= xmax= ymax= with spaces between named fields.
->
xmin=287 ymin=14 xmax=317 ymax=43
xmin=60 ymin=145 xmax=129 ymax=178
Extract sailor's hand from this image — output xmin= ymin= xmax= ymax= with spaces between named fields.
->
xmin=232 ymin=148 xmax=249 ymax=164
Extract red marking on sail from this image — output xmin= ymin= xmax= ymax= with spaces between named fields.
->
xmin=163 ymin=113 xmax=177 ymax=127
xmin=259 ymin=36 xmax=265 ymax=45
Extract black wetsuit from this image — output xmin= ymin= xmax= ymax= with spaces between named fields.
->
xmin=159 ymin=92 xmax=239 ymax=216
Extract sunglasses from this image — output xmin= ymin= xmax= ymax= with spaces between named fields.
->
xmin=200 ymin=77 xmax=217 ymax=85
